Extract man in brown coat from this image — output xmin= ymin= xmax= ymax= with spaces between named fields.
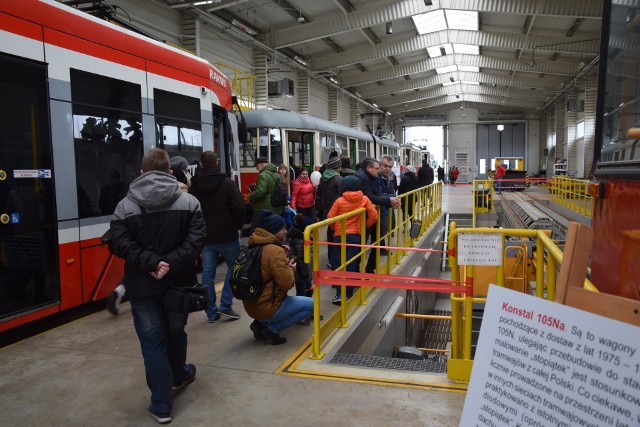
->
xmin=243 ymin=209 xmax=313 ymax=345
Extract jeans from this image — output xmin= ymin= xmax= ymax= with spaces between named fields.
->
xmin=496 ymin=177 xmax=503 ymax=194
xmin=259 ymin=295 xmax=313 ymax=334
xmin=130 ymin=296 xmax=190 ymax=415
xmin=201 ymin=239 xmax=240 ymax=320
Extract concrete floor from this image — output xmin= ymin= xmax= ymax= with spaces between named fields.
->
xmin=0 ymin=185 xmax=470 ymax=426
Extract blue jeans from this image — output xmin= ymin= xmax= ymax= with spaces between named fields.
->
xmin=130 ymin=296 xmax=190 ymax=415
xmin=201 ymin=239 xmax=240 ymax=320
xmin=496 ymin=178 xmax=503 ymax=194
xmin=258 ymin=296 xmax=313 ymax=334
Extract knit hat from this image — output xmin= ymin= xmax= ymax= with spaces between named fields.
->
xmin=341 ymin=175 xmax=361 ymax=192
xmin=256 ymin=209 xmax=285 ymax=234
xmin=327 ymin=156 xmax=342 ymax=170
xmin=405 ymin=165 xmax=416 ymax=174
xmin=170 ymin=156 xmax=189 ymax=172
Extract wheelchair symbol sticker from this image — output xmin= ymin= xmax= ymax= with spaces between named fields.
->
xmin=0 ymin=214 xmax=9 ymax=225
xmin=10 ymin=213 xmax=20 ymax=224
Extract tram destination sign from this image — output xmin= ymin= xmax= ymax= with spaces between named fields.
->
xmin=460 ymin=286 xmax=640 ymax=427
xmin=457 ymin=233 xmax=502 ymax=266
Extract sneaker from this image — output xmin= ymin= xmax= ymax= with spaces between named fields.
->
xmin=332 ymin=295 xmax=341 ymax=305
xmin=219 ymin=307 xmax=240 ymax=320
xmin=148 ymin=406 xmax=172 ymax=424
xmin=207 ymin=313 xmax=222 ymax=323
xmin=172 ymin=364 xmax=196 ymax=391
xmin=326 ymin=263 xmax=333 ymax=270
xmin=297 ymin=318 xmax=310 ymax=326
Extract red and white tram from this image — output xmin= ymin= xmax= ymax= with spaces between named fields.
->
xmin=0 ymin=0 xmax=240 ymax=331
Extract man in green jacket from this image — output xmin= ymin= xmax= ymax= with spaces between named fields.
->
xmin=248 ymin=157 xmax=283 ymax=230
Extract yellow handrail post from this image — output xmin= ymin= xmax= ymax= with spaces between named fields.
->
xmin=448 ymin=222 xmax=460 ymax=359
xmin=359 ymin=209 xmax=368 ymax=306
xmin=309 ymin=226 xmax=324 ymax=359
xmin=464 ymin=265 xmax=474 ymax=361
xmin=535 ymin=234 xmax=545 ymax=298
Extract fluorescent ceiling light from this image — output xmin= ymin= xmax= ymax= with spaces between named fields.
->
xmin=412 ymin=10 xmax=478 ymax=35
xmin=427 ymin=43 xmax=452 ymax=58
xmin=372 ymin=103 xmax=378 ymax=108
xmin=453 ymin=44 xmax=479 ymax=55
xmin=497 ymin=124 xmax=504 ymax=131
xmin=329 ymin=77 xmax=339 ymax=84
xmin=458 ymin=65 xmax=479 ymax=72
xmin=443 ymin=80 xmax=480 ymax=87
xmin=231 ymin=19 xmax=258 ymax=36
xmin=294 ymin=55 xmax=308 ymax=66
xmin=436 ymin=65 xmax=457 ymax=74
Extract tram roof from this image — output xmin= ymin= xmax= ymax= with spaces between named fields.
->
xmin=243 ymin=109 xmax=375 ymax=142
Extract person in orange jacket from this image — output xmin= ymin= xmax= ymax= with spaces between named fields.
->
xmin=327 ymin=175 xmax=378 ymax=304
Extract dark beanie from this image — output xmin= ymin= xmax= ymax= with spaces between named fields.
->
xmin=341 ymin=176 xmax=361 ymax=192
xmin=327 ymin=156 xmax=342 ymax=170
xmin=256 ymin=209 xmax=285 ymax=234
xmin=170 ymin=156 xmax=188 ymax=172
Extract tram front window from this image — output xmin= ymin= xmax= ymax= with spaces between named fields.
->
xmin=0 ymin=54 xmax=59 ymax=317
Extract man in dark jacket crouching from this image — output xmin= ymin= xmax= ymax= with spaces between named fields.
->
xmin=110 ymin=148 xmax=206 ymax=424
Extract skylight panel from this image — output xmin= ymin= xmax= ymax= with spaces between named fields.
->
xmin=453 ymin=44 xmax=479 ymax=55
xmin=445 ymin=10 xmax=478 ymax=31
xmin=436 ymin=65 xmax=458 ymax=74
xmin=458 ymin=65 xmax=479 ymax=72
xmin=412 ymin=9 xmax=446 ymax=35
xmin=461 ymin=81 xmax=480 ymax=85
xmin=427 ymin=43 xmax=453 ymax=58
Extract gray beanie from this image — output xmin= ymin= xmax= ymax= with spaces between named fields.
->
xmin=170 ymin=156 xmax=189 ymax=172
xmin=327 ymin=156 xmax=342 ymax=170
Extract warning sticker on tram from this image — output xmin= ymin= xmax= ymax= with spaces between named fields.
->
xmin=13 ymin=169 xmax=52 ymax=178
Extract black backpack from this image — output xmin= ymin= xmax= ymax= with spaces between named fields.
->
xmin=230 ymin=244 xmax=272 ymax=300
xmin=270 ymin=176 xmax=288 ymax=208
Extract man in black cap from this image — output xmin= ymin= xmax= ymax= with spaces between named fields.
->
xmin=243 ymin=209 xmax=313 ymax=345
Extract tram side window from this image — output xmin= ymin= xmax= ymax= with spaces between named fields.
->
xmin=320 ymin=132 xmax=336 ymax=164
xmin=154 ymin=89 xmax=201 ymax=166
xmin=270 ymin=128 xmax=283 ymax=166
xmin=357 ymin=140 xmax=367 ymax=164
xmin=70 ymin=69 xmax=143 ymax=218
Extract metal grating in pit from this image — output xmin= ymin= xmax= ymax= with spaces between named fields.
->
xmin=330 ymin=353 xmax=447 ymax=373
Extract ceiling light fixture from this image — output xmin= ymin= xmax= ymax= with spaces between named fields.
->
xmin=424 ymin=0 xmax=433 ymax=5
xmin=293 ymin=55 xmax=308 ymax=66
xmin=449 ymin=77 xmax=455 ymax=82
xmin=386 ymin=22 xmax=393 ymax=34
xmin=497 ymin=124 xmax=504 ymax=131
xmin=231 ymin=19 xmax=258 ymax=36
xmin=329 ymin=77 xmax=339 ymax=84
xmin=297 ymin=11 xmax=305 ymax=22
xmin=439 ymin=46 xmax=447 ymax=56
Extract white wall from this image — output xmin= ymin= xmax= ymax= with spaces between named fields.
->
xmin=309 ymin=80 xmax=329 ymax=119
xmin=448 ymin=108 xmax=478 ymax=181
xmin=527 ymin=120 xmax=541 ymax=175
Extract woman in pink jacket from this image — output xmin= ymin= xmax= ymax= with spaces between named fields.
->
xmin=291 ymin=169 xmax=317 ymax=220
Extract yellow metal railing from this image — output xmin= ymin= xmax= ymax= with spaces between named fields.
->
xmin=303 ymin=182 xmax=443 ymax=359
xmin=216 ymin=63 xmax=255 ymax=110
xmin=446 ymin=223 xmax=598 ymax=383
xmin=549 ymin=176 xmax=593 ymax=218
xmin=471 ymin=180 xmax=495 ymax=228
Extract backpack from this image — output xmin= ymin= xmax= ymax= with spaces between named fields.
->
xmin=270 ymin=176 xmax=288 ymax=208
xmin=230 ymin=244 xmax=271 ymax=300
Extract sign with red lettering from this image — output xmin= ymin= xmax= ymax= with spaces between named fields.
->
xmin=460 ymin=285 xmax=640 ymax=427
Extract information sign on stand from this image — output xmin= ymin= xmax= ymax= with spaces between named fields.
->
xmin=458 ymin=233 xmax=502 ymax=266
xmin=460 ymin=285 xmax=640 ymax=427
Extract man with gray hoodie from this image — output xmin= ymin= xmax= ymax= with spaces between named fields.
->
xmin=110 ymin=148 xmax=206 ymax=424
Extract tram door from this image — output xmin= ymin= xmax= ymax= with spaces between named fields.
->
xmin=288 ymin=130 xmax=314 ymax=172
xmin=0 ymin=55 xmax=59 ymax=319
xmin=348 ymin=137 xmax=357 ymax=167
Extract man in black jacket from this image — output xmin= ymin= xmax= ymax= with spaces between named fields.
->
xmin=110 ymin=148 xmax=206 ymax=424
xmin=355 ymin=158 xmax=400 ymax=273
xmin=190 ymin=151 xmax=245 ymax=322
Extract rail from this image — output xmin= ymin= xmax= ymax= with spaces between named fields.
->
xmin=216 ymin=62 xmax=255 ymax=110
xmin=446 ymin=223 xmax=598 ymax=383
xmin=549 ymin=175 xmax=593 ymax=218
xmin=303 ymin=181 xmax=443 ymax=359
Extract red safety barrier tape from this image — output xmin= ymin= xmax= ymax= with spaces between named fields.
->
xmin=313 ymin=270 xmax=472 ymax=296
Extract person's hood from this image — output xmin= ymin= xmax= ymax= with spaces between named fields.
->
xmin=322 ymin=169 xmax=339 ymax=181
xmin=190 ymin=169 xmax=226 ymax=195
xmin=127 ymin=171 xmax=182 ymax=210
xmin=248 ymin=227 xmax=283 ymax=246
xmin=261 ymin=163 xmax=278 ymax=174
xmin=341 ymin=167 xmax=356 ymax=175
xmin=341 ymin=190 xmax=364 ymax=202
